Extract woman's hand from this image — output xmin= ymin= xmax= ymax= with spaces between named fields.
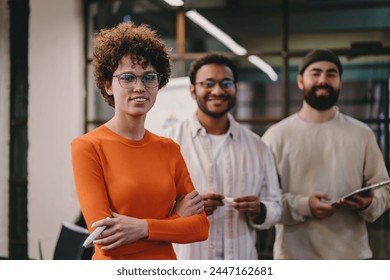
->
xmin=173 ymin=190 xmax=204 ymax=217
xmin=92 ymin=211 xmax=148 ymax=251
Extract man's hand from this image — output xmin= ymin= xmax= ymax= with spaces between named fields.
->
xmin=309 ymin=192 xmax=335 ymax=219
xmin=232 ymin=195 xmax=261 ymax=220
xmin=202 ymin=192 xmax=224 ymax=216
xmin=173 ymin=190 xmax=204 ymax=217
xmin=335 ymin=189 xmax=374 ymax=211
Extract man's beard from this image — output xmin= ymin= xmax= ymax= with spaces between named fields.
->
xmin=195 ymin=91 xmax=236 ymax=119
xmin=303 ymin=85 xmax=340 ymax=111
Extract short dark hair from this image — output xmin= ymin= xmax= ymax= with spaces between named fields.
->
xmin=188 ymin=53 xmax=238 ymax=85
xmin=93 ymin=22 xmax=171 ymax=107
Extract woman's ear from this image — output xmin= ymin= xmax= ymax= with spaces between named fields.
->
xmin=104 ymin=81 xmax=113 ymax=95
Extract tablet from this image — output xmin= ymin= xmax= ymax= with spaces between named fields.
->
xmin=330 ymin=179 xmax=390 ymax=205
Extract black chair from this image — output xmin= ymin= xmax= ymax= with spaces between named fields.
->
xmin=53 ymin=222 xmax=93 ymax=260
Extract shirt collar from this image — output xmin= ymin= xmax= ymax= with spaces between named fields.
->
xmin=189 ymin=111 xmax=240 ymax=140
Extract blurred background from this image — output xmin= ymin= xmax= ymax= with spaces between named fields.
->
xmin=0 ymin=0 xmax=389 ymax=259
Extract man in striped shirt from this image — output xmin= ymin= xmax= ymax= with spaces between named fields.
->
xmin=164 ymin=53 xmax=282 ymax=259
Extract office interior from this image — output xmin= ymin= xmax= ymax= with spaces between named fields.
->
xmin=0 ymin=0 xmax=389 ymax=259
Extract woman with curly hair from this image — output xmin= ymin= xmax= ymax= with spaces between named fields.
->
xmin=71 ymin=22 xmax=209 ymax=260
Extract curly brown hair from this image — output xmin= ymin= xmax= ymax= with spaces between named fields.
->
xmin=93 ymin=22 xmax=172 ymax=107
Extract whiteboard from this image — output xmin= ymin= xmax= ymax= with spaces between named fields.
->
xmin=145 ymin=77 xmax=197 ymax=135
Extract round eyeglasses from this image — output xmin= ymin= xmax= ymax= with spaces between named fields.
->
xmin=195 ymin=79 xmax=235 ymax=89
xmin=113 ymin=72 xmax=162 ymax=89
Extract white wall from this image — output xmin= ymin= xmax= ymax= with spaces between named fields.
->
xmin=28 ymin=0 xmax=85 ymax=259
xmin=0 ymin=0 xmax=10 ymax=258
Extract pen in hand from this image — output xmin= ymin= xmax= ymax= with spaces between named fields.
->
xmin=168 ymin=200 xmax=176 ymax=217
xmin=82 ymin=217 xmax=111 ymax=248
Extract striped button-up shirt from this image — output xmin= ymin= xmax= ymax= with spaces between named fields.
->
xmin=164 ymin=113 xmax=282 ymax=259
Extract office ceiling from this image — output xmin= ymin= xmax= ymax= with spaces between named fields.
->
xmin=108 ymin=0 xmax=390 ymax=57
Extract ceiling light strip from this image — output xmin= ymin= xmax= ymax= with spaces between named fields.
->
xmin=185 ymin=9 xmax=247 ymax=56
xmin=163 ymin=0 xmax=184 ymax=7
xmin=248 ymin=55 xmax=278 ymax=81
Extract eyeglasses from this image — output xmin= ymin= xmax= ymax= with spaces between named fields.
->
xmin=113 ymin=72 xmax=162 ymax=89
xmin=195 ymin=79 xmax=235 ymax=89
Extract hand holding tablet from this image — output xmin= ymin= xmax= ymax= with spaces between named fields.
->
xmin=329 ymin=179 xmax=390 ymax=205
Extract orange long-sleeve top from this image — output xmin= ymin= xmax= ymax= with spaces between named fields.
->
xmin=71 ymin=125 xmax=209 ymax=259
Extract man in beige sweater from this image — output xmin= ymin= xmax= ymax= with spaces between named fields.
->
xmin=262 ymin=49 xmax=390 ymax=259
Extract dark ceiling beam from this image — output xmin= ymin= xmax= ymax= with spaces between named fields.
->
xmin=254 ymin=46 xmax=390 ymax=58
xmin=288 ymin=0 xmax=390 ymax=12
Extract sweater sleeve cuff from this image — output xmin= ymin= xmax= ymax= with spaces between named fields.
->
xmin=298 ymin=196 xmax=312 ymax=218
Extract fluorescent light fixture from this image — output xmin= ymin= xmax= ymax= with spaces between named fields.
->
xmin=163 ymin=0 xmax=184 ymax=7
xmin=185 ymin=9 xmax=247 ymax=56
xmin=248 ymin=55 xmax=278 ymax=81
